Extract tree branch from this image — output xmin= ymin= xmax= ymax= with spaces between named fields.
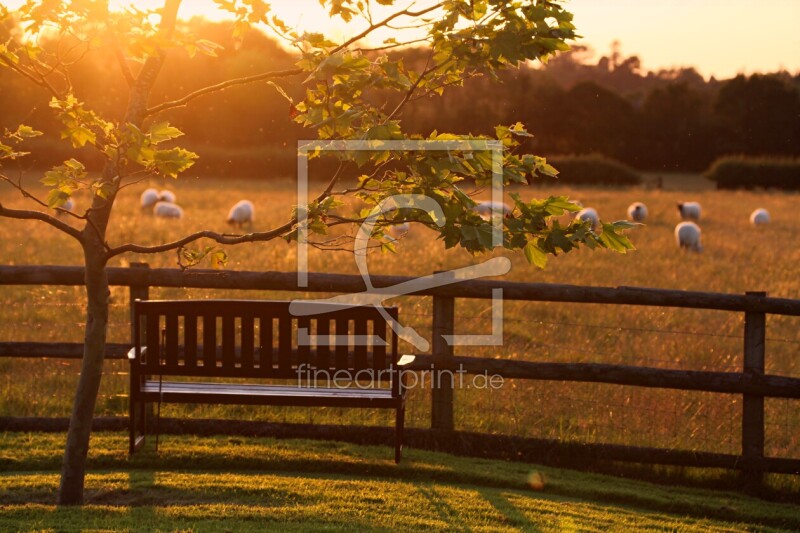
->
xmin=110 ymin=31 xmax=135 ymax=87
xmin=145 ymin=68 xmax=303 ymax=117
xmin=107 ymin=162 xmax=347 ymax=258
xmin=330 ymin=2 xmax=444 ymax=55
xmin=0 ymin=203 xmax=83 ymax=242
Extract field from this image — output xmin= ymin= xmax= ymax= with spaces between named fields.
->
xmin=1 ymin=174 xmax=799 ymax=465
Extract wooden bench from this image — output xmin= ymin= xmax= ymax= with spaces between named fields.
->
xmin=128 ymin=299 xmax=413 ymax=462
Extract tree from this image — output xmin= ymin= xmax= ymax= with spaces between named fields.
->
xmin=0 ymin=0 xmax=635 ymax=505
xmin=713 ymin=73 xmax=800 ymax=157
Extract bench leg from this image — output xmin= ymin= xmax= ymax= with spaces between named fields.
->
xmin=129 ymin=396 xmax=136 ymax=456
xmin=129 ymin=398 xmax=147 ymax=455
xmin=395 ymin=402 xmax=406 ymax=464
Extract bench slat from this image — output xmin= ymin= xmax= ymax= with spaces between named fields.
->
xmin=278 ymin=315 xmax=292 ymax=371
xmin=142 ymin=381 xmax=394 ymax=397
xmin=316 ymin=318 xmax=331 ymax=369
xmin=165 ymin=314 xmax=179 ymax=372
xmin=297 ymin=316 xmax=311 ymax=366
xmin=145 ymin=311 xmax=160 ymax=370
xmin=335 ymin=317 xmax=349 ymax=369
xmin=203 ymin=314 xmax=216 ymax=369
xmin=241 ymin=313 xmax=254 ymax=371
xmin=373 ymin=319 xmax=386 ymax=371
xmin=354 ymin=317 xmax=368 ymax=370
xmin=222 ymin=314 xmax=235 ymax=369
xmin=184 ymin=313 xmax=198 ymax=369
xmin=259 ymin=315 xmax=273 ymax=371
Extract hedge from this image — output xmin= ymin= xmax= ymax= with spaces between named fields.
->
xmin=545 ymin=154 xmax=642 ymax=186
xmin=706 ymin=156 xmax=800 ymax=190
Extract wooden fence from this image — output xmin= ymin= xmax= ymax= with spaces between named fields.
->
xmin=1 ymin=263 xmax=799 ymax=486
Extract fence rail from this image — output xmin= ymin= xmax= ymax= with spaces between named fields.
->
xmin=1 ymin=263 xmax=798 ymax=486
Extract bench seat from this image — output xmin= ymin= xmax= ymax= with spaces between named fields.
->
xmin=141 ymin=380 xmax=402 ymax=408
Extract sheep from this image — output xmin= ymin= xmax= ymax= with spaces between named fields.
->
xmin=677 ymin=201 xmax=701 ymax=221
xmin=627 ymin=202 xmax=648 ymax=222
xmin=153 ymin=201 xmax=184 ymax=219
xmin=56 ymin=198 xmax=74 ymax=217
xmin=473 ymin=201 xmax=511 ymax=221
xmin=575 ymin=207 xmax=599 ymax=231
xmin=227 ymin=200 xmax=255 ymax=228
xmin=675 ymin=221 xmax=702 ymax=252
xmin=387 ymin=222 xmax=410 ymax=240
xmin=159 ymin=189 xmax=176 ymax=204
xmin=140 ymin=188 xmax=159 ymax=210
xmin=750 ymin=208 xmax=770 ymax=226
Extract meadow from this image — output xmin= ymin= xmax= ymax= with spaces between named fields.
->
xmin=0 ymin=174 xmax=798 ymax=464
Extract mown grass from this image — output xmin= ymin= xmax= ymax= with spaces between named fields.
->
xmin=0 ymin=431 xmax=798 ymax=531
xmin=0 ymin=176 xmax=799 ymax=460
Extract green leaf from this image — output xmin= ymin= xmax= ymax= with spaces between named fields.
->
xmin=45 ymin=188 xmax=70 ymax=209
xmin=148 ymin=122 xmax=184 ymax=144
xmin=151 ymin=148 xmax=198 ymax=178
xmin=523 ymin=242 xmax=548 ymax=269
xmin=14 ymin=125 xmax=43 ymax=138
xmin=599 ymin=222 xmax=636 ymax=253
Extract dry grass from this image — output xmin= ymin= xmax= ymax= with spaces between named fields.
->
xmin=0 ymin=175 xmax=798 ymax=460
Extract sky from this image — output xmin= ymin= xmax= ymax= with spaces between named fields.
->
xmin=2 ymin=0 xmax=798 ymax=79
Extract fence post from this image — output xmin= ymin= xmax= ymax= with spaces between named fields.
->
xmin=742 ymin=291 xmax=766 ymax=492
xmin=431 ymin=271 xmax=455 ymax=431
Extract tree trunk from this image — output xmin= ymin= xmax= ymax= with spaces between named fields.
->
xmin=55 ymin=0 xmax=182 ymax=505
xmin=58 ymin=241 xmax=110 ymax=505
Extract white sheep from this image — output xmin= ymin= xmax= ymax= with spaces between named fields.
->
xmin=627 ymin=202 xmax=648 ymax=222
xmin=575 ymin=207 xmax=599 ymax=231
xmin=677 ymin=201 xmax=701 ymax=221
xmin=56 ymin=198 xmax=75 ymax=217
xmin=159 ymin=189 xmax=176 ymax=204
xmin=153 ymin=201 xmax=183 ymax=219
xmin=140 ymin=188 xmax=160 ymax=211
xmin=227 ymin=200 xmax=255 ymax=228
xmin=750 ymin=208 xmax=770 ymax=226
xmin=387 ymin=222 xmax=410 ymax=240
xmin=473 ymin=201 xmax=511 ymax=221
xmin=675 ymin=221 xmax=702 ymax=252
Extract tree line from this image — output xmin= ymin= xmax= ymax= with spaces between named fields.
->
xmin=2 ymin=19 xmax=798 ymax=176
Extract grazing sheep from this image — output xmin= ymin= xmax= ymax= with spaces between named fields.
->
xmin=153 ymin=201 xmax=183 ymax=219
xmin=675 ymin=221 xmax=702 ymax=252
xmin=140 ymin=188 xmax=160 ymax=210
xmin=473 ymin=201 xmax=511 ymax=220
xmin=56 ymin=198 xmax=74 ymax=217
xmin=677 ymin=201 xmax=701 ymax=221
xmin=387 ymin=222 xmax=410 ymax=239
xmin=575 ymin=207 xmax=599 ymax=231
xmin=159 ymin=189 xmax=176 ymax=203
xmin=750 ymin=208 xmax=771 ymax=226
xmin=227 ymin=200 xmax=255 ymax=228
xmin=627 ymin=202 xmax=648 ymax=222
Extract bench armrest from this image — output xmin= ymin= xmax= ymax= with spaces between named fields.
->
xmin=396 ymin=354 xmax=416 ymax=367
xmin=127 ymin=346 xmax=146 ymax=361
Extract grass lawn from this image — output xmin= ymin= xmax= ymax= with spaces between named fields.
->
xmin=0 ymin=432 xmax=798 ymax=531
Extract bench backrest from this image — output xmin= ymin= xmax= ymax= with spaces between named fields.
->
xmin=132 ymin=300 xmax=399 ymax=380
